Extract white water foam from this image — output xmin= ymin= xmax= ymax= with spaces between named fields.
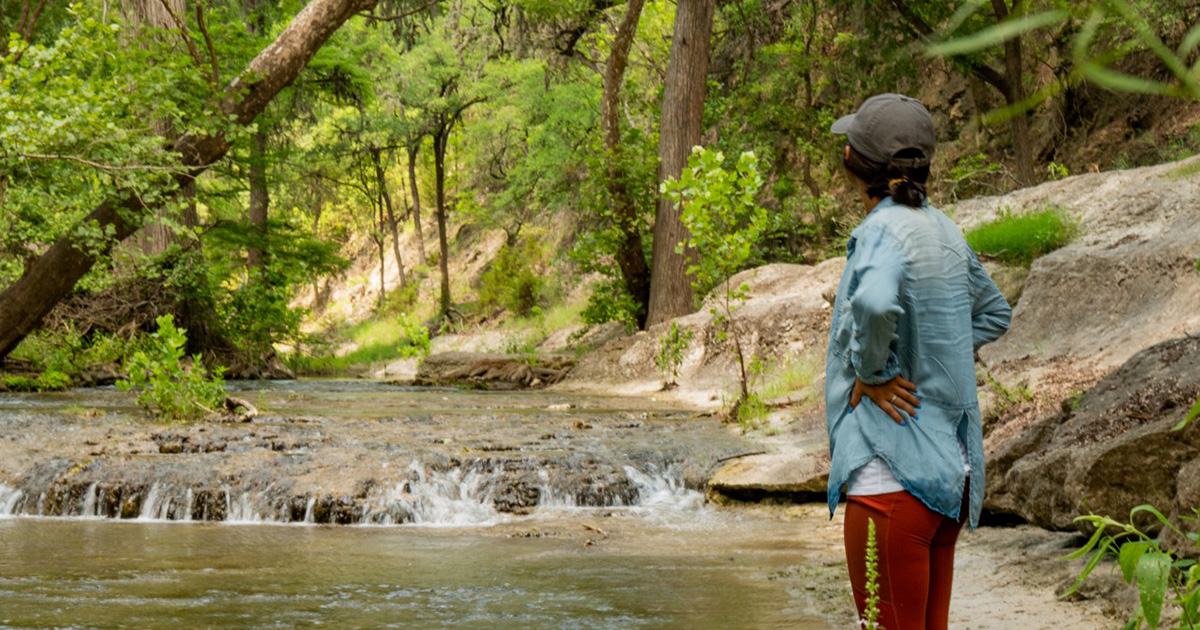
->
xmin=80 ymin=482 xmax=100 ymax=517
xmin=0 ymin=484 xmax=23 ymax=517
xmin=365 ymin=461 xmax=506 ymax=526
xmin=624 ymin=465 xmax=705 ymax=512
xmin=225 ymin=489 xmax=268 ymax=524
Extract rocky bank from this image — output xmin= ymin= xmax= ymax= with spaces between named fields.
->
xmin=548 ymin=156 xmax=1200 ymax=545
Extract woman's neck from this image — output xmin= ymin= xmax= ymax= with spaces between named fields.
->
xmin=862 ymin=190 xmax=883 ymax=214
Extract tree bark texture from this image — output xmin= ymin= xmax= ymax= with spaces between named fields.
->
xmin=373 ymin=148 xmax=407 ymax=287
xmin=0 ymin=0 xmax=379 ymax=359
xmin=247 ymin=131 xmax=270 ymax=267
xmin=991 ymin=0 xmax=1035 ymax=187
xmin=432 ymin=127 xmax=452 ymax=318
xmin=406 ymin=143 xmax=427 ymax=265
xmin=645 ymin=0 xmax=713 ymax=329
xmin=602 ymin=0 xmax=650 ymax=329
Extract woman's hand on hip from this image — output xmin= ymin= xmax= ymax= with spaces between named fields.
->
xmin=850 ymin=376 xmax=920 ymax=425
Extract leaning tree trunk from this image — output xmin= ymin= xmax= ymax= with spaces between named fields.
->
xmin=603 ymin=0 xmax=650 ymax=329
xmin=406 ymin=143 xmax=427 ymax=266
xmin=645 ymin=0 xmax=714 ymax=329
xmin=0 ymin=0 xmax=380 ymax=359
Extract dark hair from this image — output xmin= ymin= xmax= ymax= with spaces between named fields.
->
xmin=843 ymin=145 xmax=930 ymax=208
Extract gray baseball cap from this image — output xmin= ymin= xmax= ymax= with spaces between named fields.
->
xmin=831 ymin=93 xmax=935 ymax=167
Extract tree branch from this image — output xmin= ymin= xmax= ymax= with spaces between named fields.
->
xmin=357 ymin=0 xmax=438 ymax=23
xmin=886 ymin=0 xmax=1011 ymax=94
xmin=156 ymin=0 xmax=214 ymax=88
xmin=195 ymin=1 xmax=221 ymax=88
xmin=11 ymin=153 xmax=191 ymax=172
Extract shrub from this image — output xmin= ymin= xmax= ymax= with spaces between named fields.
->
xmin=479 ymin=240 xmax=545 ymax=317
xmin=1064 ymin=504 xmax=1199 ymax=630
xmin=964 ymin=206 xmax=1080 ymax=265
xmin=117 ymin=315 xmax=226 ymax=421
xmin=654 ymin=322 xmax=692 ymax=387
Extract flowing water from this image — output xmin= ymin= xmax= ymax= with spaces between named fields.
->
xmin=0 ymin=382 xmax=834 ymax=629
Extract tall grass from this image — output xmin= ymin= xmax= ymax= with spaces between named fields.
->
xmin=965 ymin=206 xmax=1079 ymax=264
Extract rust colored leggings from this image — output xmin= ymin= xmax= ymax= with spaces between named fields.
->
xmin=843 ymin=490 xmax=966 ymax=630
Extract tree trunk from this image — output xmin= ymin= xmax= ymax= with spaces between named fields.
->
xmin=247 ymin=131 xmax=270 ymax=267
xmin=992 ymin=0 xmax=1035 ymax=187
xmin=373 ymin=148 xmax=407 ymax=287
xmin=603 ymin=0 xmax=650 ymax=329
xmin=377 ymin=197 xmax=386 ymax=311
xmin=645 ymin=0 xmax=713 ymax=329
xmin=0 ymin=0 xmax=379 ymax=359
xmin=406 ymin=143 xmax=427 ymax=265
xmin=433 ymin=126 xmax=452 ymax=318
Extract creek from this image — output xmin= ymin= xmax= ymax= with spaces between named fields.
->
xmin=0 ymin=381 xmax=832 ymax=629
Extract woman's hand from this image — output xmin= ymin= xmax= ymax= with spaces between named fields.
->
xmin=850 ymin=376 xmax=920 ymax=425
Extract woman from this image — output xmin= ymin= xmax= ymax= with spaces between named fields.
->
xmin=824 ymin=94 xmax=1012 ymax=630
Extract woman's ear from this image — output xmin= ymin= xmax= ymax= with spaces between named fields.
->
xmin=844 ymin=145 xmax=851 ymax=162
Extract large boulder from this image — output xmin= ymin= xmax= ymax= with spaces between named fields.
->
xmin=955 ymin=156 xmax=1200 ymax=372
xmin=985 ymin=336 xmax=1200 ymax=540
xmin=560 ymin=259 xmax=844 ymax=406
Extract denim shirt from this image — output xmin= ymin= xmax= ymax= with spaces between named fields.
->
xmin=825 ymin=197 xmax=1011 ymax=529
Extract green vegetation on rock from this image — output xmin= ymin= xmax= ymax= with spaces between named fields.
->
xmin=965 ymin=207 xmax=1080 ymax=265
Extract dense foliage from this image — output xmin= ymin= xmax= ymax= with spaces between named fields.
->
xmin=2 ymin=0 xmax=1198 ymax=377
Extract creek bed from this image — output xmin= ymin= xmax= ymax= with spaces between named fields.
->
xmin=0 ymin=380 xmax=834 ymax=628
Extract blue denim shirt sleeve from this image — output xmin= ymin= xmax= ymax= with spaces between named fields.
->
xmin=848 ymin=224 xmax=904 ymax=385
xmin=967 ymin=248 xmax=1012 ymax=350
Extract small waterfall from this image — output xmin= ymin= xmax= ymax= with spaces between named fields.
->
xmin=0 ymin=485 xmax=23 ymax=516
xmin=138 ymin=483 xmax=181 ymax=521
xmin=0 ymin=461 xmax=705 ymax=525
xmin=182 ymin=489 xmax=194 ymax=521
xmin=365 ymin=461 xmax=504 ymax=526
xmin=80 ymin=483 xmax=99 ymax=518
xmin=224 ymin=489 xmax=266 ymax=524
xmin=624 ymin=464 xmax=705 ymax=512
xmin=535 ymin=469 xmax=575 ymax=509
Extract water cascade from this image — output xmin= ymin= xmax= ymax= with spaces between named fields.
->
xmin=0 ymin=460 xmax=702 ymax=526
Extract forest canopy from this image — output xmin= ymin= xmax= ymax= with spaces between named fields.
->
xmin=1 ymin=0 xmax=1197 ymax=385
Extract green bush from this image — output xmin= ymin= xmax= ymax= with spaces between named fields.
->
xmin=964 ymin=206 xmax=1080 ymax=265
xmin=116 ymin=315 xmax=226 ymax=421
xmin=479 ymin=240 xmax=545 ymax=317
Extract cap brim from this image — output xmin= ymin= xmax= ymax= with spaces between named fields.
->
xmin=830 ymin=113 xmax=855 ymax=134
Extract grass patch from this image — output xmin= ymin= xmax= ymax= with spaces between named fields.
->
xmin=287 ymin=314 xmax=430 ymax=375
xmin=964 ymin=206 xmax=1079 ymax=265
xmin=733 ymin=350 xmax=822 ymax=431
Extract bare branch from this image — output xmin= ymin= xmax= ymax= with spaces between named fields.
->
xmin=13 ymin=153 xmax=190 ymax=172
xmin=195 ymin=1 xmax=221 ymax=88
xmin=156 ymin=0 xmax=214 ymax=88
xmin=357 ymin=0 xmax=438 ymax=23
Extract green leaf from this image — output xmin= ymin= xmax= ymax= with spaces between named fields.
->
xmin=1131 ymin=504 xmax=1184 ymax=538
xmin=1174 ymin=396 xmax=1200 ymax=431
xmin=1061 ymin=539 xmax=1112 ymax=598
xmin=1178 ymin=22 xmax=1200 ymax=59
xmin=1063 ymin=518 xmax=1110 ymax=559
xmin=1118 ymin=541 xmax=1150 ymax=583
xmin=1136 ymin=551 xmax=1171 ymax=628
xmin=927 ymin=10 xmax=1068 ymax=57
xmin=1080 ymin=63 xmax=1174 ymax=96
